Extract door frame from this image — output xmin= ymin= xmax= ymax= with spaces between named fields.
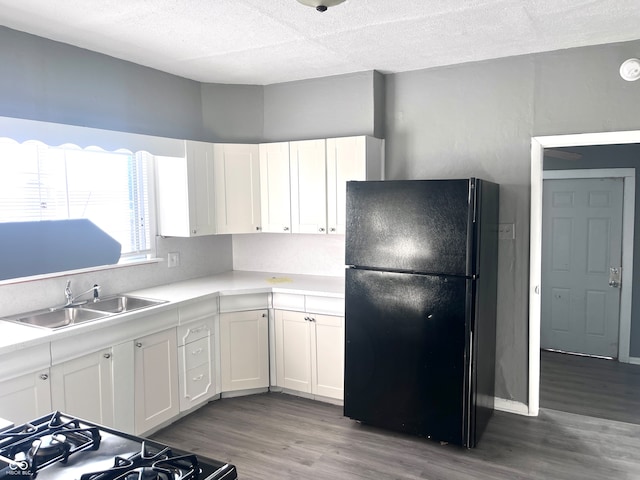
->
xmin=542 ymin=169 xmax=634 ymax=357
xmin=530 ymin=131 xmax=640 ymax=417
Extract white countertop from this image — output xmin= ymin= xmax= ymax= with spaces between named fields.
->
xmin=0 ymin=270 xmax=345 ymax=354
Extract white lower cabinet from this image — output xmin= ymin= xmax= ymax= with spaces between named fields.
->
xmin=275 ymin=310 xmax=344 ymax=400
xmin=134 ymin=328 xmax=179 ymax=434
xmin=177 ymin=315 xmax=217 ymax=411
xmin=220 ymin=310 xmax=269 ymax=392
xmin=50 ymin=348 xmax=114 ymax=427
xmin=0 ymin=370 xmax=51 ymax=425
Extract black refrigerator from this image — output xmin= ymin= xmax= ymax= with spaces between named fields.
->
xmin=344 ymin=178 xmax=499 ymax=448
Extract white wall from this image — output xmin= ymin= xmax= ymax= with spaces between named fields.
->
xmin=232 ymin=233 xmax=345 ymax=277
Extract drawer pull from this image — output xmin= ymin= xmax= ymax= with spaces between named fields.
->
xmin=39 ymin=373 xmax=49 ymax=381
xmin=191 ymin=348 xmax=204 ymax=356
xmin=192 ymin=374 xmax=204 ymax=382
xmin=103 ymin=353 xmax=112 ymax=359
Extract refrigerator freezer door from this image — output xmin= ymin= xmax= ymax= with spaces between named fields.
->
xmin=345 ymin=180 xmax=473 ymax=276
xmin=344 ymin=268 xmax=470 ymax=445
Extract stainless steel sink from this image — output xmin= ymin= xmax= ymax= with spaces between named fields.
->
xmin=82 ymin=295 xmax=165 ymax=314
xmin=10 ymin=307 xmax=107 ymax=329
xmin=2 ymin=295 xmax=167 ymax=330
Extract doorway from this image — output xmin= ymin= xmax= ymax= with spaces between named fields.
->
xmin=529 ymin=132 xmax=640 ymax=417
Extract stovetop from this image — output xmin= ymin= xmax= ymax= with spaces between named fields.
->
xmin=0 ymin=412 xmax=237 ymax=480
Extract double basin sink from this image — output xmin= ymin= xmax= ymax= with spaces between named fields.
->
xmin=3 ymin=295 xmax=166 ymax=330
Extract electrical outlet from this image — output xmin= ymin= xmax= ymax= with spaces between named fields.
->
xmin=167 ymin=252 xmax=180 ymax=268
xmin=498 ymin=223 xmax=515 ymax=240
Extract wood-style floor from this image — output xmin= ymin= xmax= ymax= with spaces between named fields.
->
xmin=152 ymin=390 xmax=640 ymax=480
xmin=540 ymin=349 xmax=640 ymax=425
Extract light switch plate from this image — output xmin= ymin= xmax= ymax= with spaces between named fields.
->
xmin=498 ymin=223 xmax=515 ymax=240
xmin=167 ymin=252 xmax=180 ymax=268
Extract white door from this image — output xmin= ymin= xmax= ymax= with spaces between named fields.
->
xmin=134 ymin=328 xmax=179 ymax=434
xmin=50 ymin=349 xmax=114 ymax=426
xmin=290 ymin=139 xmax=327 ymax=234
xmin=275 ymin=310 xmax=312 ymax=393
xmin=0 ymin=371 xmax=51 ymax=425
xmin=310 ymin=314 xmax=344 ymax=400
xmin=214 ymin=143 xmax=261 ymax=234
xmin=259 ymin=142 xmax=292 ymax=233
xmin=541 ymin=177 xmax=623 ymax=357
xmin=219 ymin=310 xmax=269 ymax=392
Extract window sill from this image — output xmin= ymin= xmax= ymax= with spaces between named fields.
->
xmin=0 ymin=257 xmax=163 ymax=286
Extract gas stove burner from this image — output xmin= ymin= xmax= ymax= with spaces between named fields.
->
xmin=0 ymin=412 xmax=236 ymax=480
xmin=29 ymin=433 xmax=71 ymax=462
xmin=121 ymin=465 xmax=182 ymax=480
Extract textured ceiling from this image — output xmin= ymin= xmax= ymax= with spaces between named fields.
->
xmin=1 ymin=0 xmax=640 ymax=85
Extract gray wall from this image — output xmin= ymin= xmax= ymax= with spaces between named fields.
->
xmin=263 ymin=71 xmax=379 ymax=142
xmin=0 ymin=27 xmax=204 ymax=140
xmin=385 ymin=40 xmax=640 ymax=403
xmin=545 ymin=144 xmax=640 ymax=357
xmin=2 ymin=24 xmax=640 ymax=405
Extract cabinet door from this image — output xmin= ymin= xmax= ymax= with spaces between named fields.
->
xmin=290 ymin=139 xmax=327 ymax=234
xmin=156 ymin=141 xmax=216 ymax=237
xmin=310 ymin=314 xmax=344 ymax=400
xmin=50 ymin=349 xmax=114 ymax=427
xmin=0 ymin=371 xmax=51 ymax=425
xmin=259 ymin=142 xmax=292 ymax=233
xmin=220 ymin=310 xmax=269 ymax=392
xmin=274 ymin=310 xmax=312 ymax=393
xmin=326 ymin=136 xmax=367 ymax=235
xmin=134 ymin=328 xmax=179 ymax=434
xmin=214 ymin=143 xmax=261 ymax=234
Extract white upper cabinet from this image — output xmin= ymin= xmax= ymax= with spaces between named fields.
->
xmin=290 ymin=139 xmax=328 ymax=234
xmin=326 ymin=136 xmax=384 ymax=235
xmin=213 ymin=143 xmax=261 ymax=234
xmin=259 ymin=142 xmax=292 ymax=233
xmin=156 ymin=140 xmax=216 ymax=237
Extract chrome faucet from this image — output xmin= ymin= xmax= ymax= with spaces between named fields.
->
xmin=63 ymin=281 xmax=101 ymax=306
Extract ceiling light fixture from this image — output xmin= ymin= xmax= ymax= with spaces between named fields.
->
xmin=620 ymin=58 xmax=640 ymax=82
xmin=297 ymin=0 xmax=346 ymax=12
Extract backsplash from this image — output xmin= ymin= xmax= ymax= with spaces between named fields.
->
xmin=232 ymin=233 xmax=346 ymax=277
xmin=0 ymin=234 xmax=233 ymax=318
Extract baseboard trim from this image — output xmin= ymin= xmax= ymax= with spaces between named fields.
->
xmin=629 ymin=357 xmax=640 ymax=365
xmin=494 ymin=397 xmax=531 ymax=416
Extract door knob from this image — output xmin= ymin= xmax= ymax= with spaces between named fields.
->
xmin=609 ymin=267 xmax=622 ymax=288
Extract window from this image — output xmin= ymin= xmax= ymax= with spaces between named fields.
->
xmin=0 ymin=139 xmax=154 ymax=261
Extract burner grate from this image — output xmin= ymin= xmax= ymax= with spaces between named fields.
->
xmin=0 ymin=411 xmax=101 ymax=475
xmin=79 ymin=442 xmax=200 ymax=480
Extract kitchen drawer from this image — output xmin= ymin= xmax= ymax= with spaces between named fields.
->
xmin=305 ymin=295 xmax=344 ymax=316
xmin=219 ymin=293 xmax=270 ymax=313
xmin=178 ymin=297 xmax=218 ymax=325
xmin=183 ymin=362 xmax=212 ymax=405
xmin=0 ymin=344 xmax=50 ymax=383
xmin=272 ymin=293 xmax=305 ymax=312
xmin=177 ymin=317 xmax=214 ymax=347
xmin=183 ymin=336 xmax=210 ymax=371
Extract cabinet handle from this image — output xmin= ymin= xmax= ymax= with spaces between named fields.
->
xmin=40 ymin=373 xmax=49 ymax=381
xmin=330 ymin=227 xmax=336 ymax=232
xmin=192 ymin=374 xmax=204 ymax=382
xmin=256 ymin=226 xmax=261 ymax=231
xmin=103 ymin=353 xmax=112 ymax=359
xmin=309 ymin=317 xmax=316 ymax=323
xmin=192 ymin=229 xmax=197 ymax=235
xmin=136 ymin=342 xmax=143 ymax=348
xmin=191 ymin=348 xmax=203 ymax=356
xmin=262 ymin=313 xmax=267 ymax=318
xmin=319 ymin=227 xmax=325 ymax=232
xmin=283 ymin=226 xmax=290 ymax=231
